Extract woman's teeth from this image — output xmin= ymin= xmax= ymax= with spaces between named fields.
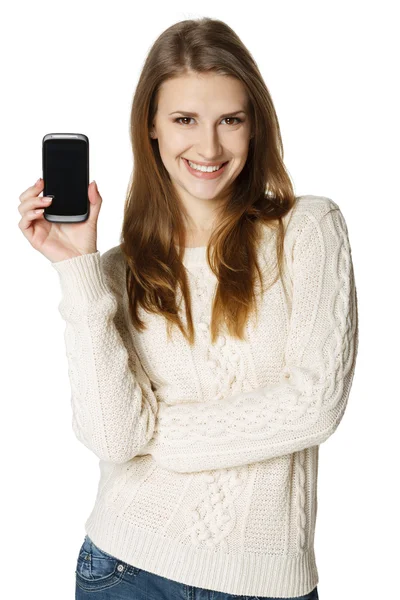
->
xmin=187 ymin=159 xmax=225 ymax=172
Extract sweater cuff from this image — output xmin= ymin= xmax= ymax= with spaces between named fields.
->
xmin=51 ymin=251 xmax=113 ymax=304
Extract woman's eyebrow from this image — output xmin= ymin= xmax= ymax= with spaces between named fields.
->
xmin=169 ymin=110 xmax=247 ymax=118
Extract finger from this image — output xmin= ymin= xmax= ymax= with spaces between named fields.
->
xmin=18 ymin=207 xmax=45 ymax=234
xmin=87 ymin=181 xmax=102 ymax=225
xmin=18 ymin=195 xmax=52 ymax=216
xmin=19 ymin=178 xmax=44 ymax=203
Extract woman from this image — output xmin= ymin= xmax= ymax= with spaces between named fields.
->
xmin=18 ymin=17 xmax=358 ymax=600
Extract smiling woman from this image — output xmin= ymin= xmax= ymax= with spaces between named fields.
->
xmin=48 ymin=14 xmax=357 ymax=600
xmin=124 ymin=42 xmax=293 ymax=347
xmin=147 ymin=71 xmax=255 ymax=237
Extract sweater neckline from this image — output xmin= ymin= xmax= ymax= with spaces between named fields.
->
xmin=175 ymin=245 xmax=208 ymax=266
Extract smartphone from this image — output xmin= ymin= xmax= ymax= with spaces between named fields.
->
xmin=42 ymin=133 xmax=89 ymax=223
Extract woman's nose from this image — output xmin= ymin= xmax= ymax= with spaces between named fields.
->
xmin=195 ymin=128 xmax=223 ymax=158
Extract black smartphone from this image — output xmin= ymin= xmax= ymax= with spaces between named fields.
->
xmin=42 ymin=133 xmax=89 ymax=223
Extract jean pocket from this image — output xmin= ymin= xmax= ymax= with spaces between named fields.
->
xmin=75 ymin=535 xmax=129 ymax=592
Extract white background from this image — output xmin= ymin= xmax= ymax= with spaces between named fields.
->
xmin=2 ymin=1 xmax=399 ymax=598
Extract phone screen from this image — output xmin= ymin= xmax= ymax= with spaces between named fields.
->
xmin=42 ymin=134 xmax=89 ymax=221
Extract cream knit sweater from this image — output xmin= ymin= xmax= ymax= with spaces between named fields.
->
xmin=51 ymin=195 xmax=358 ymax=598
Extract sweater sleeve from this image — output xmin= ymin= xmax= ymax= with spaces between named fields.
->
xmin=142 ymin=204 xmax=359 ymax=473
xmin=51 ymin=248 xmax=159 ymax=463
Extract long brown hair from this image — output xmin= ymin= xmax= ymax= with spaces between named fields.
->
xmin=120 ymin=17 xmax=298 ymax=345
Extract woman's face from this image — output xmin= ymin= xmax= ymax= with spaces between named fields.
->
xmin=151 ymin=72 xmax=253 ymax=230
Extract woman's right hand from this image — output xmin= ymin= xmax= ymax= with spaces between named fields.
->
xmin=18 ymin=178 xmax=103 ymax=263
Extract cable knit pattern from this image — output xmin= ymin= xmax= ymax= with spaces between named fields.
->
xmin=192 ymin=266 xmax=252 ymax=400
xmin=51 ymin=195 xmax=358 ymax=598
xmin=141 ymin=199 xmax=358 ymax=473
xmin=295 ymin=449 xmax=307 ymax=552
xmin=184 ymin=467 xmax=250 ymax=552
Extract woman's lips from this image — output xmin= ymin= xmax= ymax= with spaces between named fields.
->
xmin=183 ymin=158 xmax=228 ymax=167
xmin=182 ymin=158 xmax=229 ymax=180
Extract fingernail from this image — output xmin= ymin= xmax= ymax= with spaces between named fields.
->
xmin=36 ymin=178 xmax=42 ymax=186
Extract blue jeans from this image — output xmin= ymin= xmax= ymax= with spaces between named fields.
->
xmin=76 ymin=535 xmax=319 ymax=600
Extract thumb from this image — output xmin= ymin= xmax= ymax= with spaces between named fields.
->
xmin=88 ymin=180 xmax=102 ymax=224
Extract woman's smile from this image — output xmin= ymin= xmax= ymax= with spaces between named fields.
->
xmin=182 ymin=157 xmax=229 ymax=180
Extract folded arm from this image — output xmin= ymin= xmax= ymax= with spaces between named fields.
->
xmin=142 ymin=204 xmax=359 ymax=473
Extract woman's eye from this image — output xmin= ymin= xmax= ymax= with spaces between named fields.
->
xmin=174 ymin=117 xmax=243 ymax=126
